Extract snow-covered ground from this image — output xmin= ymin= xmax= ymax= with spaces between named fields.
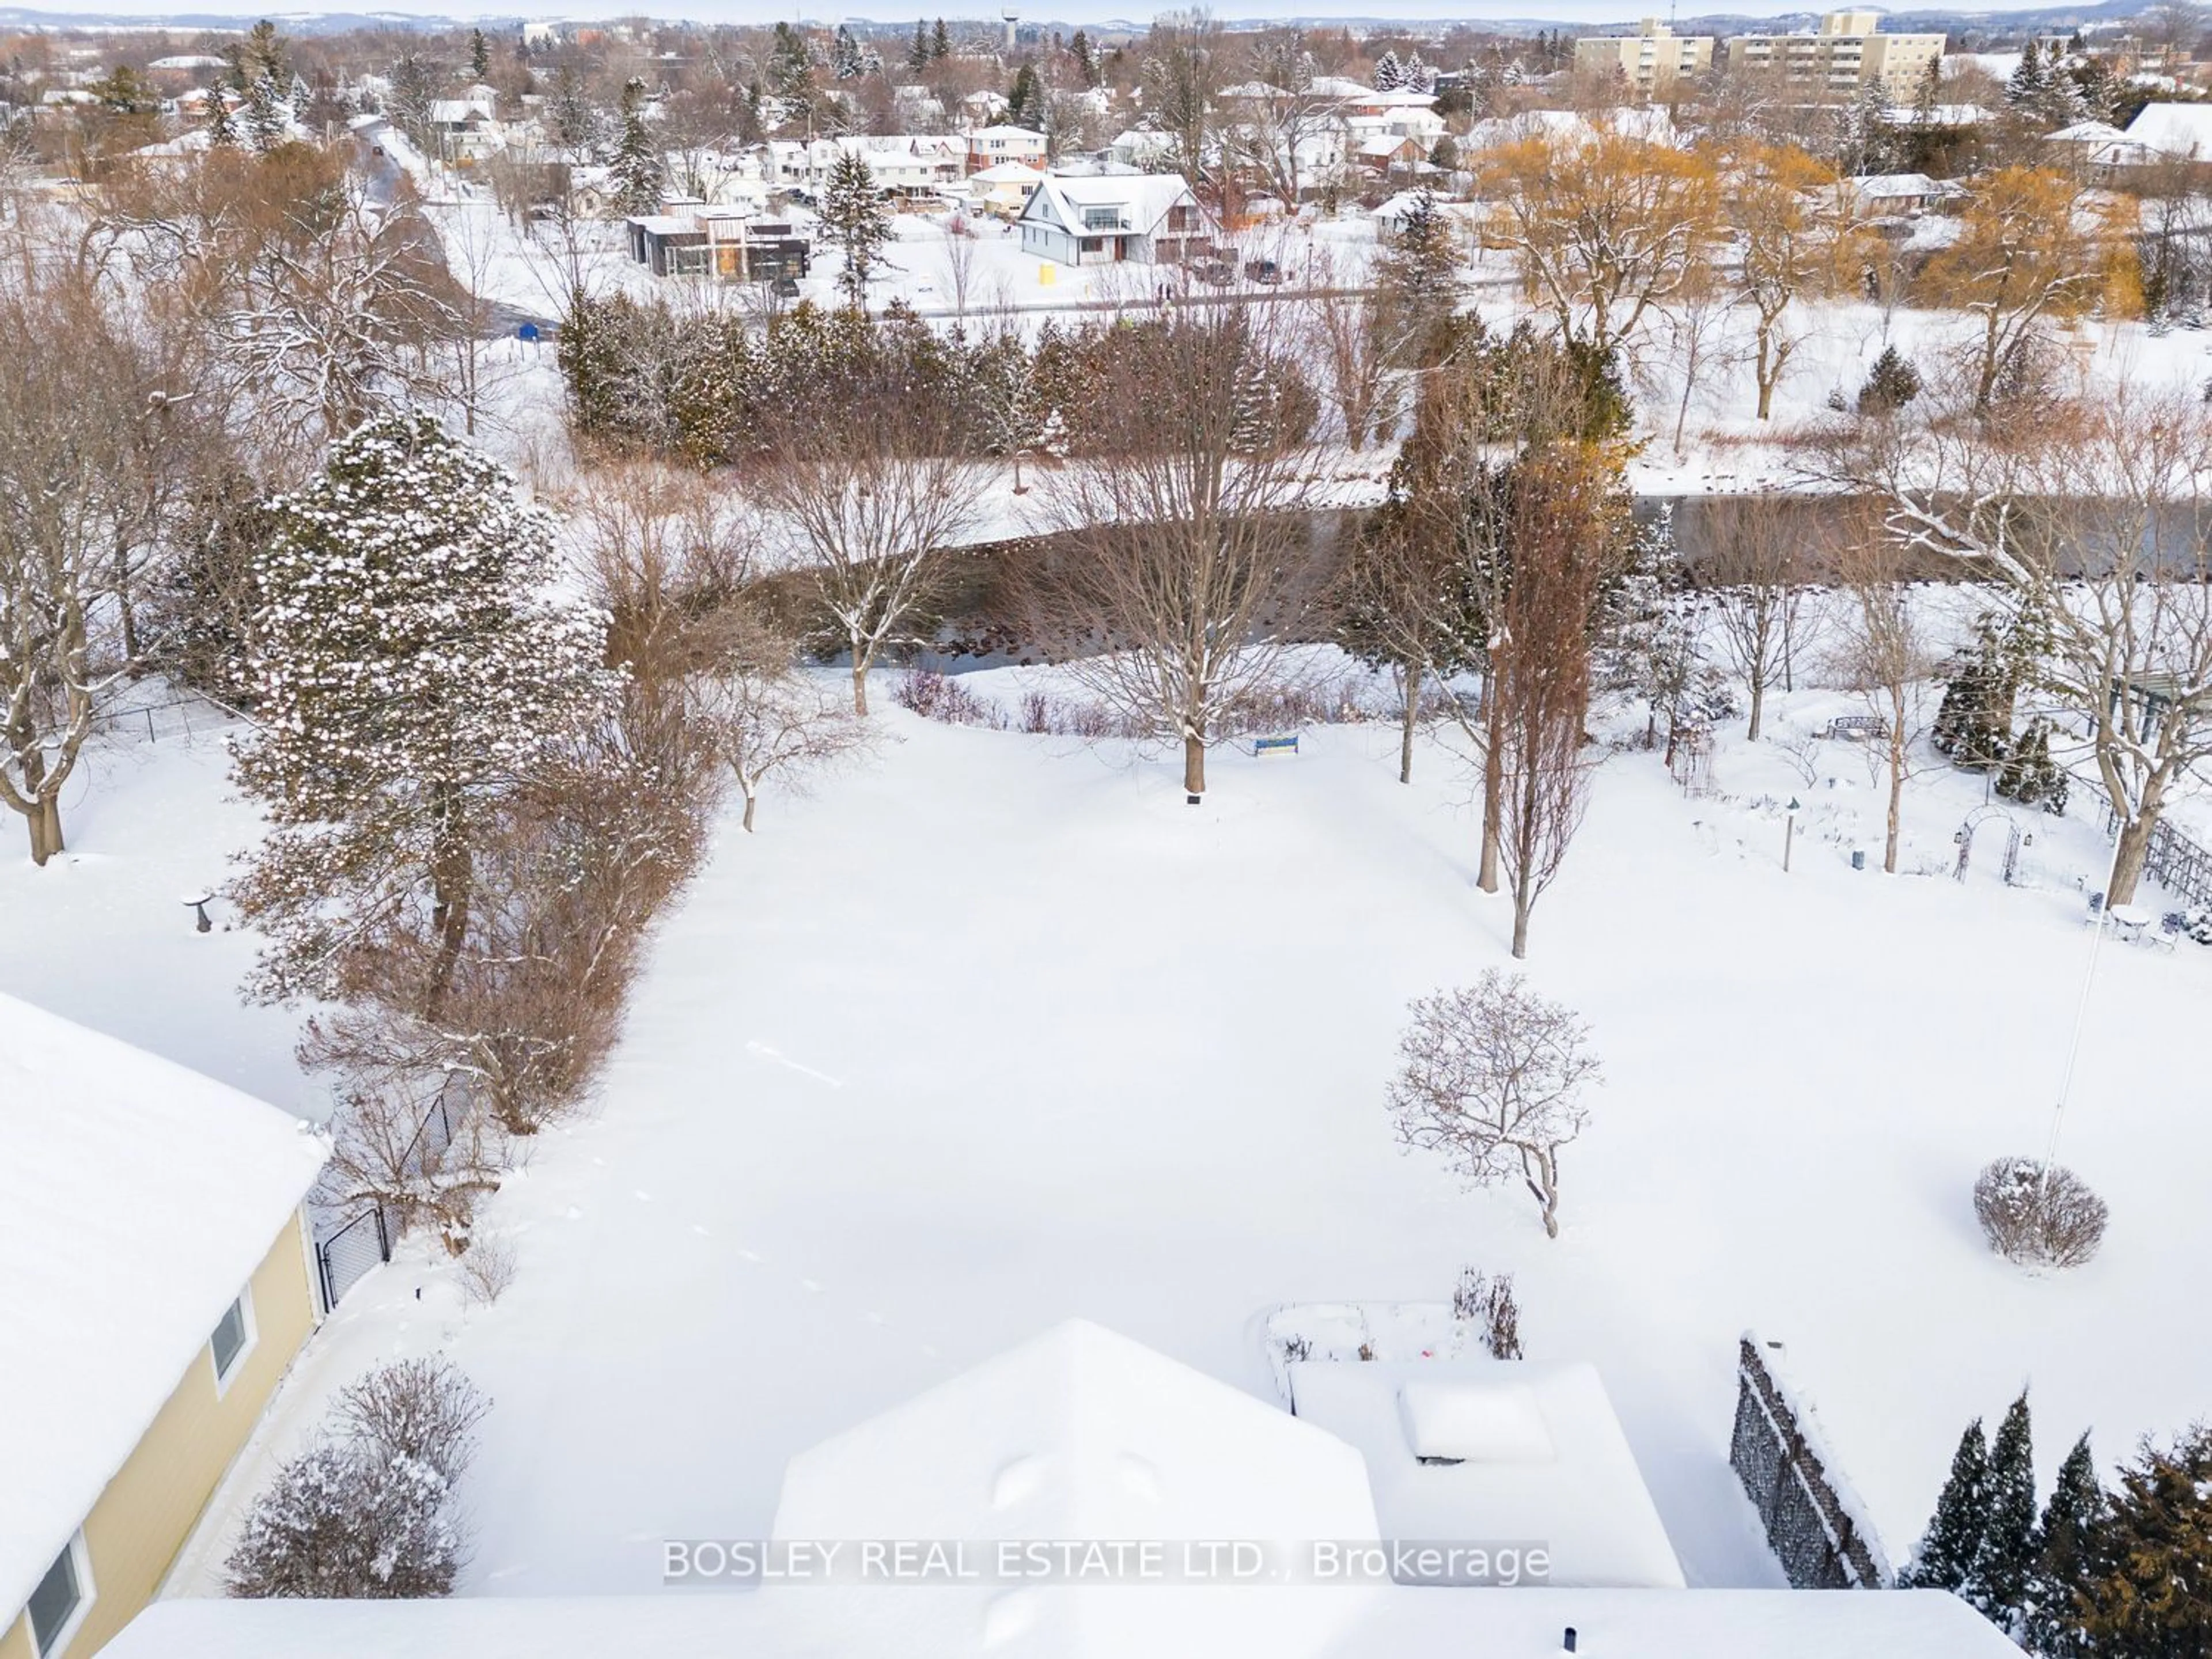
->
xmin=149 ymin=652 xmax=2212 ymax=1601
xmin=0 ymin=710 xmax=319 ymax=1122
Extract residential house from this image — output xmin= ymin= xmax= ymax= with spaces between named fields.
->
xmin=965 ymin=160 xmax=1046 ymax=218
xmin=766 ymin=135 xmax=965 ymax=198
xmin=626 ymin=206 xmax=812 ymax=281
xmin=1839 ymin=171 xmax=1965 ymax=215
xmin=426 ymin=94 xmax=502 ymax=166
xmin=2119 ymin=101 xmax=2212 ymax=161
xmin=965 ymin=123 xmax=1048 ymax=173
xmin=0 ymin=995 xmax=327 ymax=1659
xmin=1016 ymin=172 xmax=1213 ymax=266
xmin=104 ymin=1320 xmax=2033 ymax=1659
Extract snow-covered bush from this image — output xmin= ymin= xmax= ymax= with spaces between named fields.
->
xmin=228 ymin=1358 xmax=488 ymax=1599
xmin=1974 ymin=1158 xmax=2108 ymax=1270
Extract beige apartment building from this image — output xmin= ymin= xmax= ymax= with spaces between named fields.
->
xmin=1574 ymin=20 xmax=1717 ymax=94
xmin=1725 ymin=11 xmax=1946 ymax=96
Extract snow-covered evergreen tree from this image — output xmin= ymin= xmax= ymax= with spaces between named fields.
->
xmin=2008 ymin=40 xmax=2050 ymax=107
xmin=230 ymin=415 xmax=618 ymax=1012
xmin=2024 ymin=1432 xmax=2105 ymax=1658
xmin=1372 ymin=48 xmax=1404 ymax=90
xmin=832 ymin=25 xmax=863 ymax=79
xmin=1902 ymin=1418 xmax=1992 ymax=1591
xmin=204 ymin=89 xmax=240 ymax=147
xmin=820 ymin=150 xmax=892 ymax=308
xmin=1404 ymin=51 xmax=1433 ymax=92
xmin=243 ymin=73 xmax=286 ymax=151
xmin=611 ymin=78 xmax=664 ymax=215
xmin=1970 ymin=1391 xmax=2040 ymax=1626
xmin=2077 ymin=1425 xmax=2212 ymax=1658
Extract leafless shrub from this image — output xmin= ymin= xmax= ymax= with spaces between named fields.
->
xmin=227 ymin=1358 xmax=488 ymax=1600
xmin=1454 ymin=1267 xmax=1525 ymax=1359
xmin=893 ymin=666 xmax=1009 ymax=727
xmin=1280 ymin=1333 xmax=1313 ymax=1364
xmin=1974 ymin=1157 xmax=2108 ymax=1271
xmin=457 ymin=1236 xmax=518 ymax=1308
xmin=686 ymin=613 xmax=870 ymax=831
xmin=312 ymin=1069 xmax=503 ymax=1253
xmin=1389 ymin=972 xmax=1602 ymax=1240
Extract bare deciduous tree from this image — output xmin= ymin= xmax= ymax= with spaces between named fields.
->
xmin=756 ymin=410 xmax=984 ymax=717
xmin=1831 ymin=521 xmax=1933 ymax=874
xmin=1388 ymin=971 xmax=1602 ymax=1239
xmin=1492 ymin=446 xmax=1615 ymax=958
xmin=0 ymin=270 xmax=171 ymax=863
xmin=1698 ymin=491 xmax=1818 ymax=741
xmin=1031 ymin=308 xmax=1323 ymax=796
xmin=1305 ymin=251 xmax=1402 ymax=450
xmin=686 ymin=614 xmax=868 ymax=831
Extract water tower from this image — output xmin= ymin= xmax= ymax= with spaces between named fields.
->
xmin=1002 ymin=8 xmax=1018 ymax=51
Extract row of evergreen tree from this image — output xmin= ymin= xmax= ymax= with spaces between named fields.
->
xmin=556 ymin=296 xmax=1319 ymax=469
xmin=1902 ymin=1393 xmax=2212 ymax=1657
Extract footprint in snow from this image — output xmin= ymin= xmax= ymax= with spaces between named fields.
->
xmin=691 ymin=1224 xmax=712 ymax=1237
xmin=565 ymin=1206 xmax=584 ymax=1221
xmin=801 ymin=1278 xmax=823 ymax=1293
xmin=863 ymin=1310 xmax=887 ymax=1326
xmin=633 ymin=1190 xmax=652 ymax=1202
xmin=737 ymin=1248 xmax=763 ymax=1263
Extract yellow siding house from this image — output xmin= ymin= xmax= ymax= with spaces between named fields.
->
xmin=0 ymin=994 xmax=327 ymax=1659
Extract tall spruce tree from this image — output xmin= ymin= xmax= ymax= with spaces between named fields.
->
xmin=932 ymin=17 xmax=952 ymax=59
xmin=243 ymin=72 xmax=286 ymax=150
xmin=1971 ymin=1391 xmax=2040 ymax=1627
xmin=1902 ymin=1418 xmax=1992 ymax=1591
xmin=2025 ymin=1433 xmax=2106 ymax=1659
xmin=1376 ymin=190 xmax=1464 ymax=366
xmin=820 ymin=149 xmax=892 ymax=307
xmin=1071 ymin=28 xmax=1094 ymax=85
xmin=611 ymin=79 xmax=664 ymax=215
xmin=910 ymin=18 xmax=930 ymax=70
xmin=231 ymin=415 xmax=617 ymax=1014
xmin=469 ymin=26 xmax=491 ymax=82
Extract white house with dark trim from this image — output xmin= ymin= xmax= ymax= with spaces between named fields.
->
xmin=1016 ymin=173 xmax=1213 ymax=267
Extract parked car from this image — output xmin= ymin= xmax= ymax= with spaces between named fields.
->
xmin=1243 ymin=257 xmax=1284 ymax=285
xmin=1191 ymin=257 xmax=1234 ymax=286
xmin=772 ymin=275 xmax=801 ymax=299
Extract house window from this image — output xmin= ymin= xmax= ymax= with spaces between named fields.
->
xmin=1081 ymin=207 xmax=1122 ymax=230
xmin=209 ymin=1287 xmax=256 ymax=1390
xmin=1080 ymin=236 xmax=1103 ymax=253
xmin=27 ymin=1535 xmax=92 ymax=1658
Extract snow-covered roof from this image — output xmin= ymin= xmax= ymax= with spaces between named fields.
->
xmin=2123 ymin=101 xmax=2212 ymax=157
xmin=773 ymin=1319 xmax=1383 ymax=1658
xmin=147 ymin=53 xmax=228 ymax=70
xmin=1021 ymin=172 xmax=1207 ymax=238
xmin=1846 ymin=172 xmax=1962 ymax=200
xmin=775 ymin=1319 xmax=1379 ymax=1543
xmin=971 ymin=161 xmax=1046 ymax=184
xmin=2046 ymin=119 xmax=2127 ymax=143
xmin=1309 ymin=75 xmax=1378 ymax=99
xmin=0 ymin=994 xmax=327 ymax=1624
xmin=969 ymin=123 xmax=1046 ymax=143
xmin=101 ymin=1578 xmax=2031 ymax=1656
xmin=1287 ymin=1359 xmax=1685 ymax=1590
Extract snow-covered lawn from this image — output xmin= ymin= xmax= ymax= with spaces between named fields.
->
xmin=0 ymin=717 xmax=317 ymax=1121
xmin=161 ymin=660 xmax=2212 ymax=1601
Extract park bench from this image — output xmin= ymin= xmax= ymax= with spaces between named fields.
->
xmin=1824 ymin=715 xmax=1889 ymax=743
